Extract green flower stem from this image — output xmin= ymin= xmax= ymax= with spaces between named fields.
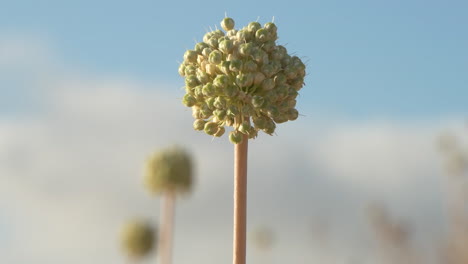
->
xmin=159 ymin=191 xmax=176 ymax=264
xmin=233 ymin=134 xmax=248 ymax=264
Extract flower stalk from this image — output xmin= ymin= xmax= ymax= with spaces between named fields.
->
xmin=159 ymin=191 xmax=176 ymax=264
xmin=233 ymin=134 xmax=248 ymax=264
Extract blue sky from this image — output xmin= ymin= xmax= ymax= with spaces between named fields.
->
xmin=1 ymin=0 xmax=467 ymax=120
xmin=1 ymin=2 xmax=468 ymax=263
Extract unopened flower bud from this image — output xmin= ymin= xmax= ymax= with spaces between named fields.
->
xmin=192 ymin=107 xmax=201 ymax=119
xmin=202 ymin=83 xmax=216 ymax=97
xmin=261 ymin=78 xmax=275 ymax=91
xmin=209 ymin=50 xmax=223 ymax=64
xmin=243 ymin=60 xmax=258 ymax=72
xmin=205 ymin=63 xmax=217 ymax=75
xmin=276 ymin=84 xmax=289 ymax=99
xmin=227 ymin=29 xmax=238 ymax=37
xmin=221 ymin=17 xmax=235 ymax=31
xmin=229 ymin=130 xmax=244 ymax=144
xmin=252 ymin=116 xmax=268 ymax=129
xmin=290 ymin=77 xmax=304 ymax=91
xmin=178 ymin=64 xmax=186 ymax=77
xmin=218 ymin=61 xmax=231 ymax=75
xmin=206 ymin=37 xmax=217 ymax=48
xmin=227 ymin=105 xmax=239 ymax=116
xmin=239 ymin=121 xmax=251 ymax=134
xmin=204 ymin=122 xmax=219 ymax=135
xmin=274 ymin=73 xmax=287 ymax=85
xmin=185 ymin=75 xmax=199 ymax=88
xmin=255 ymin=28 xmax=269 ymax=42
xmin=251 ymin=95 xmax=265 ymax=108
xmin=213 ymin=109 xmax=227 ymax=120
xmin=262 ymin=40 xmax=275 ymax=52
xmin=202 ymin=47 xmax=213 ymax=58
xmin=281 ymin=54 xmax=291 ymax=67
xmin=195 ymin=42 xmax=209 ymax=53
xmin=225 ymin=116 xmax=235 ymax=126
xmin=264 ymin=22 xmax=277 ymax=34
xmin=203 ymin=32 xmax=212 ymax=43
xmin=261 ymin=64 xmax=276 ymax=78
xmin=206 ymin=97 xmax=215 ymax=109
xmin=200 ymin=104 xmax=212 ymax=118
xmin=224 ymin=84 xmax=238 ymax=97
xmin=288 ymin=98 xmax=297 ymax=108
xmin=182 ymin=94 xmax=197 ymax=107
xmin=214 ymin=75 xmax=229 ymax=89
xmin=253 ymin=72 xmax=266 ymax=85
xmin=214 ymin=96 xmax=227 ymax=109
xmin=241 ymin=104 xmax=254 ymax=116
xmin=193 ymin=119 xmax=206 ymax=130
xmin=252 ymin=49 xmax=268 ymax=65
xmin=184 ymin=65 xmax=197 ymax=76
xmin=236 ymin=73 xmax=250 ymax=88
xmin=273 ymin=115 xmax=288 ymax=124
xmin=219 ymin=39 xmax=234 ymax=54
xmin=196 ymin=70 xmax=210 ymax=84
xmin=248 ymin=22 xmax=261 ymax=33
xmin=287 ymin=108 xmax=299 ymax=121
xmin=239 ymin=43 xmax=254 ymax=57
xmin=229 ymin=59 xmax=243 ymax=72
xmin=266 ymin=105 xmax=279 ymax=117
xmin=212 ymin=29 xmax=225 ymax=38
xmin=214 ymin=126 xmax=226 ymax=137
xmin=263 ymin=119 xmax=276 ymax=135
xmin=184 ymin=50 xmax=198 ymax=63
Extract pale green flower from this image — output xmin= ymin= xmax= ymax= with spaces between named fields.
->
xmin=120 ymin=220 xmax=156 ymax=259
xmin=180 ymin=17 xmax=306 ymax=143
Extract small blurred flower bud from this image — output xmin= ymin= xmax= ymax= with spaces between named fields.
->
xmin=144 ymin=146 xmax=193 ymax=194
xmin=120 ymin=220 xmax=156 ymax=259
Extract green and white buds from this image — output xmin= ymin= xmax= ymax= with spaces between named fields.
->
xmin=144 ymin=146 xmax=193 ymax=194
xmin=180 ymin=17 xmax=306 ymax=144
xmin=120 ymin=220 xmax=156 ymax=259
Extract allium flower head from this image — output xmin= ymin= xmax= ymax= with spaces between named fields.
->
xmin=179 ymin=17 xmax=306 ymax=144
xmin=144 ymin=146 xmax=193 ymax=194
xmin=120 ymin=220 xmax=156 ymax=259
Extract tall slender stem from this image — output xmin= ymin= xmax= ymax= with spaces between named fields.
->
xmin=233 ymin=135 xmax=248 ymax=264
xmin=159 ymin=191 xmax=176 ymax=264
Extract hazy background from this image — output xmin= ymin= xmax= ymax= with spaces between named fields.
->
xmin=1 ymin=0 xmax=467 ymax=263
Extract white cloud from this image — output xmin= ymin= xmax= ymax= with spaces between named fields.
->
xmin=0 ymin=35 xmax=466 ymax=264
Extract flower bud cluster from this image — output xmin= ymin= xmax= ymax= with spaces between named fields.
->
xmin=144 ymin=146 xmax=193 ymax=194
xmin=120 ymin=220 xmax=156 ymax=259
xmin=180 ymin=17 xmax=306 ymax=144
